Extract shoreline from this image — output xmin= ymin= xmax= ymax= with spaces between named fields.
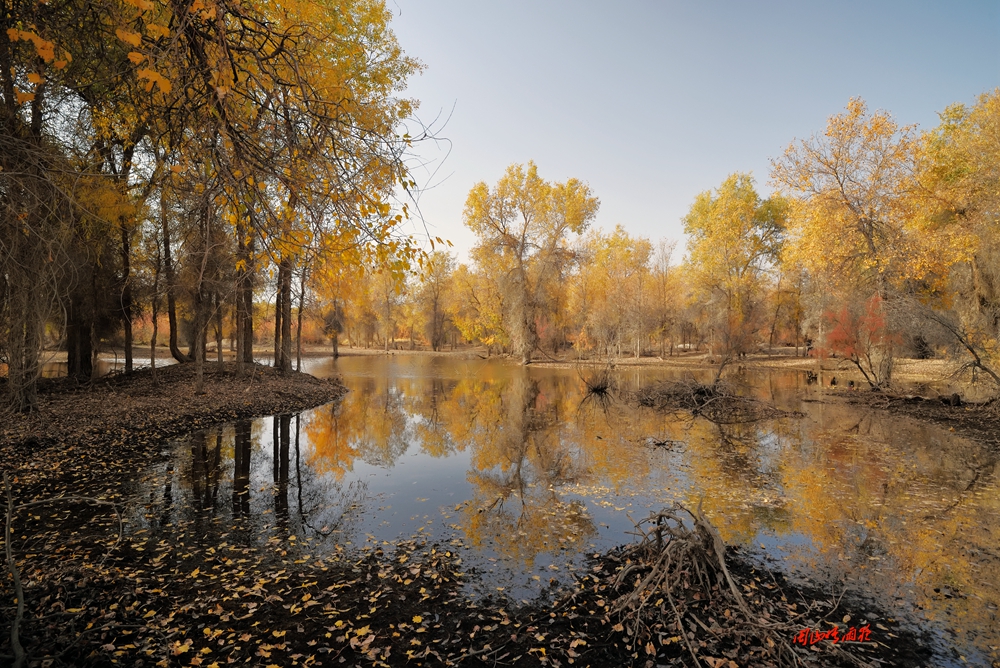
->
xmin=0 ymin=356 xmax=970 ymax=666
xmin=1 ymin=362 xmax=346 ymax=490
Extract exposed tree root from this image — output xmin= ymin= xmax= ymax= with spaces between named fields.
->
xmin=603 ymin=502 xmax=880 ymax=667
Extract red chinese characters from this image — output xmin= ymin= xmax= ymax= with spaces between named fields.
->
xmin=793 ymin=624 xmax=872 ymax=646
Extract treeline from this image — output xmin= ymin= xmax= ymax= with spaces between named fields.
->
xmin=0 ymin=0 xmax=424 ymax=411
xmin=3 ymin=0 xmax=999 ymax=416
xmin=344 ymin=95 xmax=1000 ymax=393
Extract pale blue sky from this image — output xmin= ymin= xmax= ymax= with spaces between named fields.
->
xmin=390 ymin=1 xmax=1000 ymax=261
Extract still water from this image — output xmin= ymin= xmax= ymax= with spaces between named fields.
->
xmin=130 ymin=354 xmax=999 ymax=666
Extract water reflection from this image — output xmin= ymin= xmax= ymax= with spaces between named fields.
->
xmin=134 ymin=355 xmax=999 ymax=666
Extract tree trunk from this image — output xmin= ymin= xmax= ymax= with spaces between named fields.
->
xmin=235 ymin=221 xmax=255 ymax=372
xmin=194 ymin=289 xmax=206 ymax=394
xmin=215 ymin=292 xmax=224 ymax=368
xmin=280 ymin=258 xmax=293 ymax=372
xmin=120 ymin=223 xmax=134 ymax=373
xmin=161 ymin=200 xmax=187 ymax=363
xmin=273 ymin=282 xmax=283 ymax=369
xmin=296 ymin=266 xmax=306 ymax=372
xmin=66 ymin=297 xmax=94 ymax=382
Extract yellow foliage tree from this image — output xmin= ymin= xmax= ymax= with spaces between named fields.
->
xmin=464 ymin=162 xmax=599 ymax=364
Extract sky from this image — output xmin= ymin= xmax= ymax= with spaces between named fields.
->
xmin=388 ymin=1 xmax=1000 ymax=262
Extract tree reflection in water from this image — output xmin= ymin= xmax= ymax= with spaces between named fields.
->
xmin=141 ymin=357 xmax=1000 ymax=662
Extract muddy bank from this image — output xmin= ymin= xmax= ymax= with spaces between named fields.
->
xmin=1 ymin=502 xmax=924 ymax=668
xmin=1 ymin=362 xmax=345 ymax=491
xmin=834 ymin=390 xmax=1000 ymax=450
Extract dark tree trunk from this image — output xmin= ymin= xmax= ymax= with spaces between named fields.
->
xmin=235 ymin=222 xmax=255 ymax=371
xmin=273 ymin=281 xmax=283 ymax=369
xmin=296 ymin=266 xmax=305 ymax=371
xmin=150 ymin=248 xmax=160 ymax=384
xmin=120 ymin=223 xmax=133 ymax=372
xmin=66 ymin=262 xmax=95 ymax=382
xmin=279 ymin=257 xmax=293 ymax=372
xmin=194 ymin=286 xmax=207 ymax=394
xmin=215 ymin=291 xmax=224 ymax=368
xmin=233 ymin=421 xmax=251 ymax=517
xmin=161 ymin=201 xmax=188 ymax=363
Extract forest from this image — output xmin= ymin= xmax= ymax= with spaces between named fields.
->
xmin=3 ymin=0 xmax=1000 ymax=666
xmin=4 ymin=0 xmax=1000 ymax=409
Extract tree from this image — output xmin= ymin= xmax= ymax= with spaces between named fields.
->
xmin=770 ymin=98 xmax=919 ymax=295
xmin=771 ymin=99 xmax=926 ymax=387
xmin=464 ymin=162 xmax=599 ymax=364
xmin=917 ymin=89 xmax=1000 ymax=388
xmin=572 ymin=225 xmax=653 ymax=359
xmin=0 ymin=0 xmax=426 ymax=409
xmin=823 ymin=295 xmax=899 ymax=389
xmin=650 ymin=240 xmax=679 ymax=357
xmin=683 ymin=173 xmax=785 ymax=378
xmin=449 ymin=264 xmax=507 ymax=355
xmin=416 ymin=251 xmax=456 ymax=351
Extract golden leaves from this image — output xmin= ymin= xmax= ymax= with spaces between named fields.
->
xmin=137 ymin=67 xmax=172 ymax=94
xmin=115 ymin=28 xmax=143 ymax=48
xmin=127 ymin=51 xmax=145 ymax=64
xmin=146 ymin=23 xmax=170 ymax=39
xmin=7 ymin=28 xmax=57 ymax=62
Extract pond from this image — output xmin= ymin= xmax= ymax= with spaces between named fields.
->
xmin=128 ymin=354 xmax=999 ymax=667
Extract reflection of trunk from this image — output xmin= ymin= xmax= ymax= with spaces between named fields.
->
xmin=274 ymin=415 xmax=291 ymax=523
xmin=160 ymin=462 xmax=174 ymax=526
xmin=233 ymin=421 xmax=252 ymax=517
xmin=191 ymin=431 xmax=206 ymax=510
xmin=294 ymin=415 xmax=304 ymax=518
xmin=191 ymin=430 xmax=221 ymax=513
xmin=211 ymin=432 xmax=221 ymax=507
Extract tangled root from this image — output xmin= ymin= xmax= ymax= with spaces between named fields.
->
xmin=604 ymin=503 xmax=874 ymax=668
